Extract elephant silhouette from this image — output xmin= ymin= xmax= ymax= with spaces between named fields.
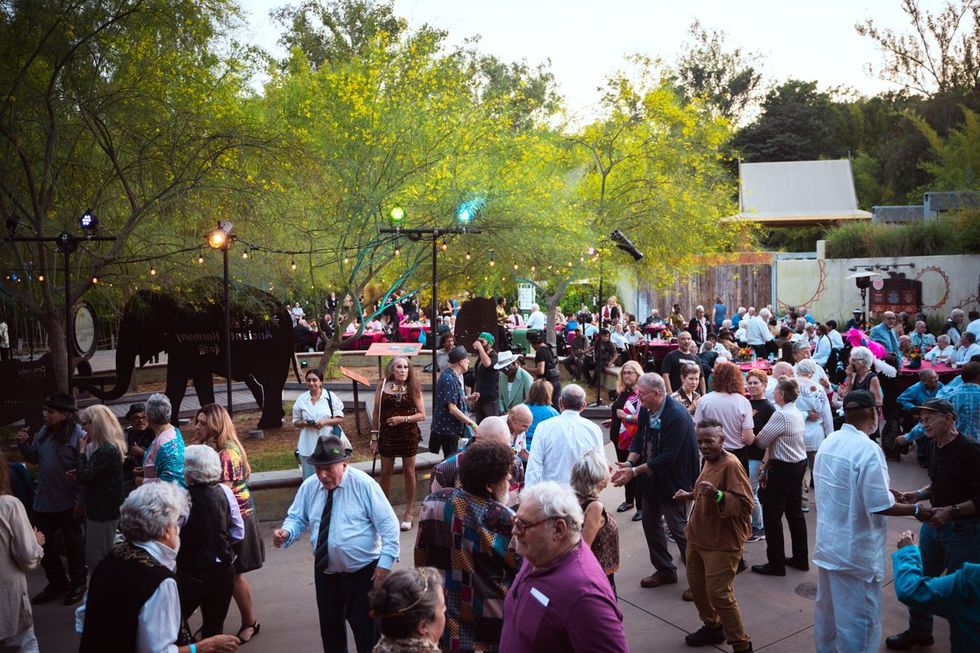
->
xmin=83 ymin=279 xmax=294 ymax=428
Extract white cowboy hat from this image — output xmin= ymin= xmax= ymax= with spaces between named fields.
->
xmin=494 ymin=350 xmax=521 ymax=370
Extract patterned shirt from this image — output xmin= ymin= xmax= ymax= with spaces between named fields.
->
xmin=143 ymin=426 xmax=186 ymax=487
xmin=432 ymin=368 xmax=468 ymax=439
xmin=415 ymin=488 xmax=520 ymax=653
xmin=947 ymin=383 xmax=980 ymax=443
xmin=429 ymin=444 xmax=525 ymax=508
xmin=220 ymin=443 xmax=253 ymax=518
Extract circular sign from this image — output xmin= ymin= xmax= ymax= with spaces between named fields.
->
xmin=871 ymin=277 xmax=885 ymax=291
xmin=73 ymin=302 xmax=97 ymax=359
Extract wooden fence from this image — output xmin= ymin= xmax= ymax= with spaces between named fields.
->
xmin=639 ymin=260 xmax=774 ymax=317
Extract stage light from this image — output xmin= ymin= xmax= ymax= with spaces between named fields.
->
xmin=389 ymin=206 xmax=406 ymax=226
xmin=79 ymin=210 xmax=98 ymax=232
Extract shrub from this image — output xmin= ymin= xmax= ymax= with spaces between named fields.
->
xmin=824 ymin=210 xmax=979 ymax=258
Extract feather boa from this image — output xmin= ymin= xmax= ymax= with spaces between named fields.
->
xmin=845 ymin=328 xmax=897 ymax=377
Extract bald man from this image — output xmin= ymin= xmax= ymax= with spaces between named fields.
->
xmin=429 ymin=416 xmax=525 ymax=507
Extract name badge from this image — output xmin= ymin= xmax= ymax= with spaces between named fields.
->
xmin=530 ymin=587 xmax=550 ymax=607
xmin=650 ymin=417 xmax=661 ymax=430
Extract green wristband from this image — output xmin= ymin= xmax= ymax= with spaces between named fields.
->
xmin=715 ymin=490 xmax=724 ymax=503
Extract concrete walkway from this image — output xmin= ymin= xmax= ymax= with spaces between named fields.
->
xmin=28 ymin=445 xmax=947 ymax=653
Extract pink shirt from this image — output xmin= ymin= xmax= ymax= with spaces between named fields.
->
xmin=693 ymin=392 xmax=754 ymax=451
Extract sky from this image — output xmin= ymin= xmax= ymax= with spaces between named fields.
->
xmin=236 ymin=0 xmax=920 ymax=118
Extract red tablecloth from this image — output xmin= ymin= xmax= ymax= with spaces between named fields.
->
xmin=629 ymin=341 xmax=677 ymax=362
xmin=339 ymin=331 xmax=385 ymax=350
xmin=898 ymin=360 xmax=959 ymax=377
xmin=397 ymin=323 xmax=430 ymax=342
xmin=642 ymin=324 xmax=668 ymax=335
xmin=737 ymin=360 xmax=773 ymax=374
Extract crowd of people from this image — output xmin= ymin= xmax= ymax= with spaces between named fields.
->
xmin=4 ymin=296 xmax=980 ymax=653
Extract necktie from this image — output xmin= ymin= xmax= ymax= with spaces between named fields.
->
xmin=313 ymin=488 xmax=335 ymax=573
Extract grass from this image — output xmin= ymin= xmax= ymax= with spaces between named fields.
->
xmin=824 ymin=209 xmax=980 ymax=258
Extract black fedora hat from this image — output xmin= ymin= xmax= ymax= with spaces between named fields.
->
xmin=307 ymin=435 xmax=351 ymax=467
xmin=44 ymin=392 xmax=77 ymax=413
xmin=125 ymin=403 xmax=146 ymax=419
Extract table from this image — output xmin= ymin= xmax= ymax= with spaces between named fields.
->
xmin=898 ymin=360 xmax=958 ymax=378
xmin=737 ymin=360 xmax=773 ymax=374
xmin=626 ymin=341 xmax=677 ymax=366
xmin=397 ymin=323 xmax=430 ymax=343
xmin=339 ymin=331 xmax=385 ymax=350
xmin=642 ymin=324 xmax=668 ymax=336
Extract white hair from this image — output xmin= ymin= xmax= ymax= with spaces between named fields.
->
xmin=636 ymin=372 xmax=665 ymax=392
xmin=559 ymin=384 xmax=587 ymax=411
xmin=759 ymin=308 xmax=772 ymax=320
xmin=569 ymin=450 xmax=609 ymax=500
xmin=145 ymin=393 xmax=172 ymax=425
xmin=119 ymin=482 xmax=190 ymax=543
xmin=849 ymin=346 xmax=874 ymax=367
xmin=184 ymin=444 xmax=222 ymax=485
xmin=715 ymin=350 xmax=732 ymax=363
xmin=794 ymin=359 xmax=818 ymax=377
xmin=521 ymin=482 xmax=583 ymax=536
xmin=938 ymin=334 xmax=951 ymax=345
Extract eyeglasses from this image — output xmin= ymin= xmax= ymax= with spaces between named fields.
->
xmin=513 ymin=516 xmax=554 ymax=533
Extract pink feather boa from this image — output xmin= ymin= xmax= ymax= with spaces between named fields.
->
xmin=845 ymin=328 xmax=886 ymax=359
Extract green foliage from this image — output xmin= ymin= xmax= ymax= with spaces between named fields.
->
xmin=824 ymin=210 xmax=980 ymax=258
xmin=758 ymin=226 xmax=827 ymax=253
xmin=908 ymin=106 xmax=980 ymax=190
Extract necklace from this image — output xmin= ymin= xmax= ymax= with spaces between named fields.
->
xmin=389 ymin=383 xmax=408 ymax=401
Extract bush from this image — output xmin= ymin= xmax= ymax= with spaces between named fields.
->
xmin=824 ymin=210 xmax=980 ymax=258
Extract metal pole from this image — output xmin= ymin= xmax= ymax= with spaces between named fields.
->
xmin=223 ymin=246 xmax=233 ymax=416
xmin=431 ymin=232 xmax=438 ymax=417
xmin=64 ymin=247 xmax=73 ymax=394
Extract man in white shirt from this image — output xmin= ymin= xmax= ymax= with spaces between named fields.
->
xmin=526 ymin=304 xmax=546 ymax=330
xmin=954 ymin=331 xmax=980 ymax=363
xmin=813 ymin=390 xmax=924 ymax=653
xmin=765 ymin=362 xmax=794 ymax=403
xmin=745 ymin=308 xmax=774 ymax=357
xmin=524 ymin=384 xmax=604 ymax=487
xmin=943 ymin=308 xmax=965 ymax=346
xmin=924 ymin=334 xmax=956 ymax=363
xmin=825 ymin=320 xmax=845 ymax=351
xmin=967 ymin=311 xmax=980 ymax=339
xmin=624 ymin=321 xmax=643 ymax=345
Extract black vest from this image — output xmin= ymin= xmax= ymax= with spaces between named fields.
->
xmin=177 ymin=483 xmax=234 ymax=570
xmin=80 ymin=542 xmax=175 ymax=653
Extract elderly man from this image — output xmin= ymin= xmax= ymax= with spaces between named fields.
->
xmin=431 ymin=346 xmax=479 ymax=458
xmin=887 ymin=398 xmax=980 ymax=651
xmin=910 ymin=321 xmax=936 ymax=351
xmin=416 ymin=440 xmax=520 ymax=653
xmin=764 ymin=361 xmax=795 ymax=403
xmin=943 ymin=308 xmax=965 ymax=346
xmin=524 ymin=385 xmax=604 ymax=488
xmin=792 ymin=340 xmax=830 ymax=388
xmin=954 ymin=331 xmax=980 ymax=363
xmin=273 ymin=436 xmax=400 ymax=653
xmin=813 ymin=390 xmax=925 ymax=653
xmin=732 ymin=306 xmax=747 ymax=329
xmin=924 ymin=334 xmax=956 ymax=363
xmin=688 ymin=305 xmax=710 ymax=346
xmin=15 ymin=392 xmax=86 ymax=605
xmin=644 ymin=308 xmax=664 ymax=326
xmin=871 ymin=311 xmax=901 ymax=356
xmin=844 ymin=309 xmax=865 ymax=332
xmin=431 ymin=416 xmax=525 ymax=507
xmin=613 ymin=373 xmax=699 ymax=590
xmin=745 ymin=308 xmax=775 ymax=358
xmin=673 ymin=419 xmax=754 ymax=652
xmin=525 ymin=303 xmax=546 ymax=330
xmin=496 ymin=350 xmax=533 ymax=413
xmin=500 ymin=482 xmax=628 ymax=653
xmin=506 ymin=404 xmax=533 ymax=461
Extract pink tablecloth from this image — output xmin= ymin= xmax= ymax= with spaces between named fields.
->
xmin=737 ymin=360 xmax=773 ymax=374
xmin=642 ymin=324 xmax=668 ymax=335
xmin=898 ymin=360 xmax=959 ymax=377
xmin=339 ymin=331 xmax=385 ymax=350
xmin=397 ymin=324 xmax=430 ymax=342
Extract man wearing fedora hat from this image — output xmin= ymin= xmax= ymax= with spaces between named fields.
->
xmin=886 ymin=397 xmax=980 ymax=651
xmin=496 ymin=350 xmax=532 ymax=414
xmin=16 ymin=392 xmax=88 ymax=605
xmin=430 ymin=345 xmax=479 ymax=458
xmin=122 ymin=403 xmax=155 ymax=496
xmin=274 ymin=435 xmax=399 ymax=653
xmin=813 ymin=390 xmax=928 ymax=653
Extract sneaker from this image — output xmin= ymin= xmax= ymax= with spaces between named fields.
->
xmin=32 ymin=585 xmax=67 ymax=604
xmin=747 ymin=528 xmax=765 ymax=543
xmin=801 ymin=503 xmax=810 ymax=513
xmin=685 ymin=624 xmax=725 ymax=647
xmin=885 ymin=630 xmax=935 ymax=650
xmin=665 ymin=529 xmax=675 ymax=543
xmin=64 ymin=584 xmax=87 ymax=605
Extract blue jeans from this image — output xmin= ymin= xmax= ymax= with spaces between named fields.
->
xmin=909 ymin=518 xmax=980 ymax=636
xmin=747 ymin=459 xmax=764 ymax=531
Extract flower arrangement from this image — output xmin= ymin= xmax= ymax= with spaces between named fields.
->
xmin=908 ymin=346 xmax=922 ymax=361
xmin=736 ymin=347 xmax=754 ymax=362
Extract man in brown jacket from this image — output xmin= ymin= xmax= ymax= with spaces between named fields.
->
xmin=673 ymin=418 xmax=754 ymax=652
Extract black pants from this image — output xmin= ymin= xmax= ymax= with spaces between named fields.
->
xmin=761 ymin=459 xmax=808 ymax=571
xmin=473 ymin=399 xmax=499 ymax=423
xmin=177 ymin=565 xmax=234 ymax=638
xmin=546 ymin=373 xmax=562 ymax=410
xmin=314 ymin=561 xmax=378 ymax=653
xmin=640 ymin=493 xmax=687 ymax=578
xmin=429 ymin=433 xmax=460 ymax=459
xmin=614 ymin=445 xmax=641 ymax=508
xmin=35 ymin=508 xmax=86 ymax=589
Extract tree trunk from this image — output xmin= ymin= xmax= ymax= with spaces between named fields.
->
xmin=41 ymin=313 xmax=70 ymax=393
xmin=543 ymin=278 xmax=573 ymax=346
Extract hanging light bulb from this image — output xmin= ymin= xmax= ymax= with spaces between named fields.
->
xmin=92 ymin=276 xmax=98 ymax=284
xmin=38 ymin=274 xmax=45 ymax=282
xmin=531 ymin=265 xmax=536 ymax=272
xmin=150 ymin=267 xmax=157 ymax=276
xmin=513 ymin=263 xmax=519 ymax=271
xmin=465 ymin=252 xmax=471 ymax=261
xmin=197 ymin=255 xmax=204 ymax=264
xmin=343 ymin=257 xmax=349 ymax=264
xmin=394 ymin=247 xmax=401 ymax=256
xmin=441 ymin=241 xmax=448 ymax=251
xmin=290 ymin=260 xmax=297 ymax=271
xmin=489 ymin=259 xmax=495 ymax=267
xmin=242 ymin=249 xmax=249 ymax=259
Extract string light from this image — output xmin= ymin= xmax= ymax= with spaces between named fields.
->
xmin=489 ymin=259 xmax=495 ymax=267
xmin=465 ymin=252 xmax=471 ymax=261
xmin=531 ymin=265 xmax=536 ymax=272
xmin=38 ymin=274 xmax=45 ymax=282
xmin=197 ymin=255 xmax=204 ymax=264
xmin=343 ymin=257 xmax=349 ymax=264
xmin=441 ymin=241 xmax=448 ymax=251
xmin=150 ymin=267 xmax=157 ymax=276
xmin=513 ymin=263 xmax=518 ymax=271
xmin=290 ymin=260 xmax=297 ymax=271
xmin=92 ymin=276 xmax=98 ymax=284
xmin=242 ymin=249 xmax=249 ymax=259
xmin=394 ymin=247 xmax=401 ymax=256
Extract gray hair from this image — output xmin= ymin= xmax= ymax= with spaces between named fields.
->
xmin=636 ymin=372 xmax=665 ymax=392
xmin=793 ymin=340 xmax=810 ymax=352
xmin=521 ymin=481 xmax=583 ymax=536
xmin=849 ymin=346 xmax=874 ymax=367
xmin=476 ymin=416 xmax=511 ymax=446
xmin=794 ymin=358 xmax=818 ymax=377
xmin=759 ymin=308 xmax=772 ymax=320
xmin=184 ymin=444 xmax=222 ymax=485
xmin=772 ymin=361 xmax=794 ymax=378
xmin=570 ymin=450 xmax=609 ymax=500
xmin=559 ymin=384 xmax=587 ymax=411
xmin=119 ymin=482 xmax=190 ymax=543
xmin=937 ymin=334 xmax=951 ymax=346
xmin=716 ymin=350 xmax=732 ymax=363
xmin=145 ymin=393 xmax=172 ymax=426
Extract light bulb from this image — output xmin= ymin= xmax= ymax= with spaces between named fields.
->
xmin=489 ymin=260 xmax=495 ymax=267
xmin=465 ymin=252 xmax=471 ymax=260
xmin=150 ymin=267 xmax=157 ymax=276
xmin=394 ymin=247 xmax=401 ymax=256
xmin=197 ymin=255 xmax=204 ymax=264
xmin=38 ymin=274 xmax=45 ymax=282
xmin=242 ymin=250 xmax=249 ymax=259
xmin=92 ymin=276 xmax=98 ymax=284
xmin=290 ymin=261 xmax=297 ymax=271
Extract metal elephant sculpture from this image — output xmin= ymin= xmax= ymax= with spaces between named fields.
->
xmin=83 ymin=279 xmax=294 ymax=428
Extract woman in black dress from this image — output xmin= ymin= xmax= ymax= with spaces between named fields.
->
xmin=372 ymin=356 xmax=426 ymax=531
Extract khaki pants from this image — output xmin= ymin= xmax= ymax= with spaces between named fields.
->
xmin=686 ymin=543 xmax=751 ymax=651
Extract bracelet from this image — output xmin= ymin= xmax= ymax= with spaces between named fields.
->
xmin=626 ymin=460 xmax=635 ymax=468
xmin=190 ymin=644 xmax=197 ymax=653
xmin=914 ymin=504 xmax=920 ymax=517
xmin=915 ymin=490 xmax=924 ymax=500
xmin=714 ymin=490 xmax=724 ymax=503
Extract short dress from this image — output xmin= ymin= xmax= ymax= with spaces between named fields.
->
xmin=220 ymin=443 xmax=265 ymax=573
xmin=378 ymin=384 xmax=422 ymax=458
xmin=581 ymin=497 xmax=619 ymax=576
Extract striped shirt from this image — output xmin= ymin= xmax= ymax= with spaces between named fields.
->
xmin=755 ymin=404 xmax=807 ymax=463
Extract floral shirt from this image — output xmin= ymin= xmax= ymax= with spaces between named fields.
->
xmin=220 ymin=443 xmax=253 ymax=518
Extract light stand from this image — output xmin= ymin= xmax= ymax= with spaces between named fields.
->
xmin=208 ymin=221 xmax=235 ymax=416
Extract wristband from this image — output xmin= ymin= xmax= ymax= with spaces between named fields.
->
xmin=190 ymin=644 xmax=197 ymax=653
xmin=714 ymin=490 xmax=724 ymax=503
xmin=626 ymin=460 xmax=635 ymax=468
xmin=914 ymin=504 xmax=920 ymax=518
xmin=915 ymin=490 xmax=924 ymax=500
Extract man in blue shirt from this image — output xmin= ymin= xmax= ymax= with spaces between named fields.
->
xmin=896 ymin=369 xmax=945 ymax=463
xmin=429 ymin=346 xmax=478 ymax=457
xmin=274 ymin=436 xmax=400 ymax=653
xmin=870 ymin=311 xmax=900 ymax=356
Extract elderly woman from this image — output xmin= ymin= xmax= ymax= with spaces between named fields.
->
xmin=292 ymin=369 xmax=350 ymax=479
xmin=75 ymin=405 xmax=127 ymax=572
xmin=372 ymin=357 xmax=425 ymax=531
xmin=843 ymin=346 xmax=884 ymax=439
xmin=77 ymin=482 xmax=240 ymax=653
xmin=143 ymin=393 xmax=185 ymax=486
xmin=369 ymin=567 xmax=445 ymax=653
xmin=523 ymin=379 xmax=559 ymax=453
xmin=178 ymin=445 xmax=243 ymax=640
xmin=751 ymin=378 xmax=808 ymax=577
xmin=571 ymin=450 xmax=620 ymax=591
xmin=0 ymin=452 xmax=44 ymax=652
xmin=605 ymin=361 xmax=643 ymax=518
xmin=793 ymin=359 xmax=834 ymax=512
xmin=193 ymin=404 xmax=264 ymax=644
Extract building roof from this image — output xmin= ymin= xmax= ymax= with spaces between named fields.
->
xmin=872 ymin=205 xmax=924 ymax=223
xmin=732 ymin=159 xmax=871 ymax=226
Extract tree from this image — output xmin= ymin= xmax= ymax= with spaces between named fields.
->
xmin=672 ymin=20 xmax=763 ymax=125
xmin=856 ymin=0 xmax=980 ymax=96
xmin=909 ymin=106 xmax=980 ymax=189
xmin=0 ymin=0 xmax=267 ymax=390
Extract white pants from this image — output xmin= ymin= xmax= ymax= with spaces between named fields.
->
xmin=0 ymin=624 xmax=40 ymax=653
xmin=814 ymin=567 xmax=882 ymax=653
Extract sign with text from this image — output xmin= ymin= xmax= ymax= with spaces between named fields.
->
xmin=517 ymin=283 xmax=536 ymax=311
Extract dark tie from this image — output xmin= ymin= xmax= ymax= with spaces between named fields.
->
xmin=313 ymin=488 xmax=335 ymax=573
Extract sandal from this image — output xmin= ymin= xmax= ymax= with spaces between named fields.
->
xmin=400 ymin=519 xmax=413 ymax=531
xmin=236 ymin=622 xmax=260 ymax=644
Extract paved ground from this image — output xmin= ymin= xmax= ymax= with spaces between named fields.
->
xmin=29 ymin=443 xmax=950 ymax=653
